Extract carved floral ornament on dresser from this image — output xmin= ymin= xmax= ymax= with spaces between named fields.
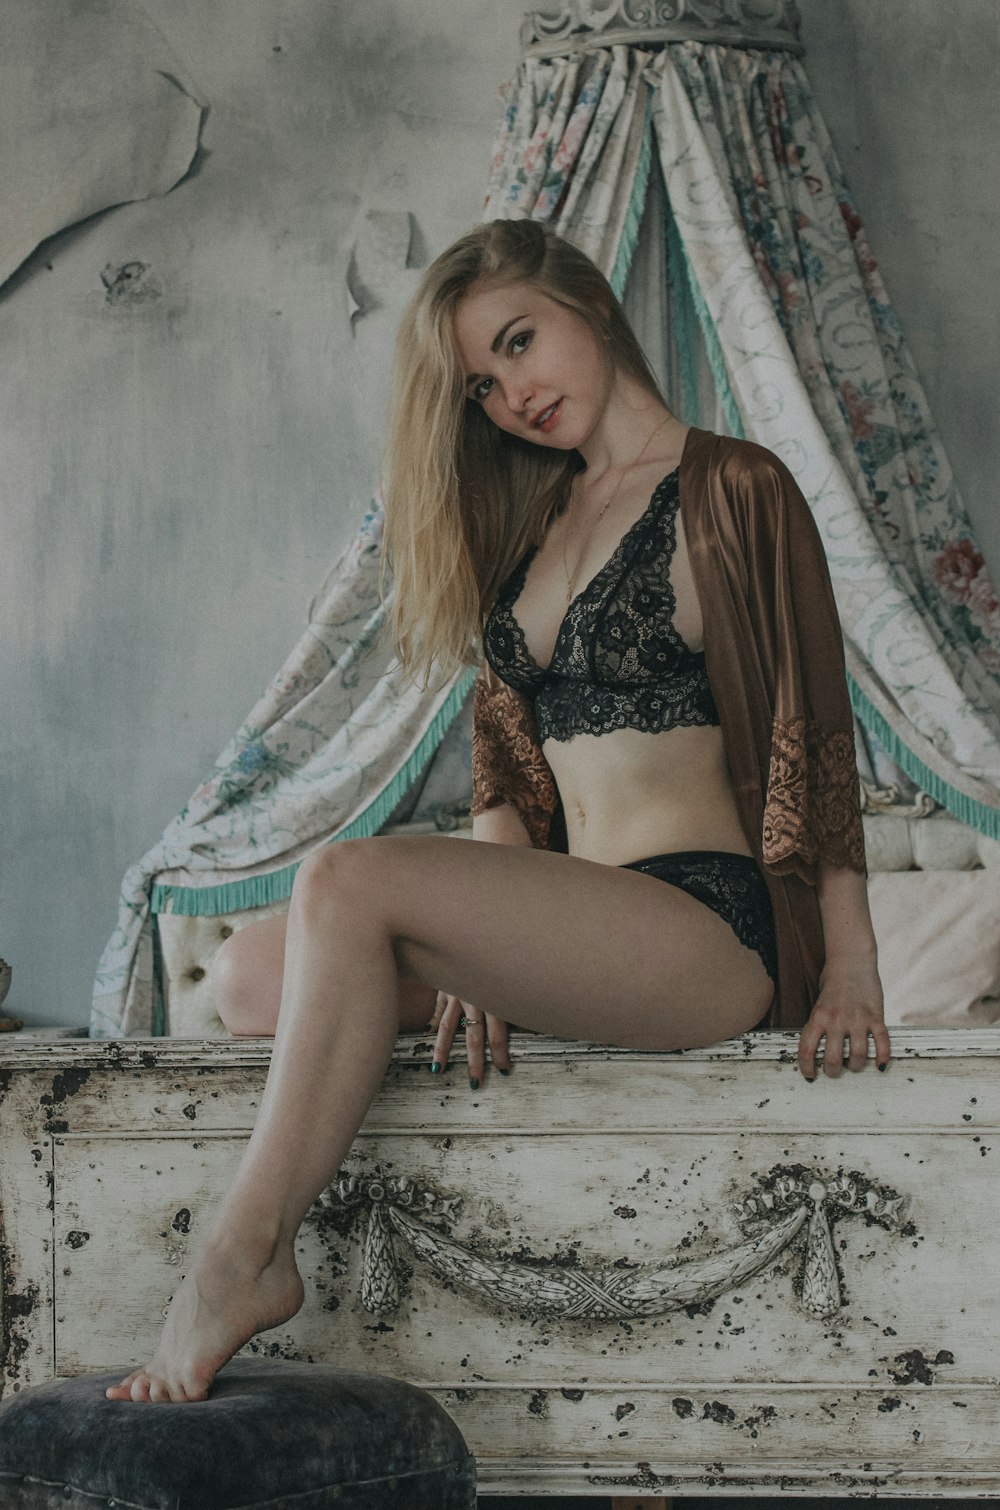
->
xmin=321 ymin=1163 xmax=907 ymax=1323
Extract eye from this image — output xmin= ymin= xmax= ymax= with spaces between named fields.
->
xmin=508 ymin=330 xmax=532 ymax=356
xmin=472 ymin=375 xmax=495 ymax=402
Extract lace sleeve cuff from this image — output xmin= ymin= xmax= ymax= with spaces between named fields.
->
xmin=471 ymin=675 xmax=558 ymax=850
xmin=763 ymin=717 xmax=867 ymax=877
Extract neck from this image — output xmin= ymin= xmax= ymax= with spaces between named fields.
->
xmin=577 ymin=374 xmax=681 ymax=477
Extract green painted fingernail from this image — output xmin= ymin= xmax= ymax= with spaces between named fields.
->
xmin=430 ymin=1061 xmax=441 ymax=1074
xmin=498 ymin=1068 xmax=510 ymax=1076
xmin=469 ymin=1077 xmax=479 ymax=1091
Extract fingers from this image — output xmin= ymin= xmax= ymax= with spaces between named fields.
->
xmin=427 ymin=993 xmax=446 ymax=1032
xmin=464 ymin=1011 xmax=486 ymax=1088
xmin=822 ymin=1030 xmax=846 ymax=1079
xmin=797 ymin=1023 xmax=893 ymax=1080
xmin=872 ymin=1022 xmax=892 ymax=1071
xmin=487 ymin=1013 xmax=511 ymax=1073
xmin=429 ymin=994 xmax=511 ymax=1087
xmin=797 ymin=1021 xmax=823 ymax=1081
xmin=845 ymin=1030 xmax=869 ymax=1074
xmin=431 ymin=993 xmax=460 ymax=1073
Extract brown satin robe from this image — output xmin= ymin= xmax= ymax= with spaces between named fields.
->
xmin=471 ymin=425 xmax=867 ymax=1032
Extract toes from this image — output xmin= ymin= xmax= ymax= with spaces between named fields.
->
xmin=103 ymin=1365 xmax=212 ymax=1406
xmin=105 ymin=1369 xmax=142 ymax=1400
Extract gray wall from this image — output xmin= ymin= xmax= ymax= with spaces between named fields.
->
xmin=2 ymin=0 xmax=997 ymax=1030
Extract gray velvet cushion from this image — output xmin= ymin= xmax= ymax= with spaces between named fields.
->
xmin=0 ymin=1359 xmax=476 ymax=1509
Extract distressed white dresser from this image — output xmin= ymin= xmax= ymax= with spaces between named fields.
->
xmin=1 ymin=1030 xmax=998 ymax=1498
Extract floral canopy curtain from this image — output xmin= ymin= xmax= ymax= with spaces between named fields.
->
xmin=486 ymin=2 xmax=1000 ymax=834
xmin=91 ymin=515 xmax=476 ymax=1037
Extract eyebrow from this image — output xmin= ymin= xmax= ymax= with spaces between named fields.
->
xmin=464 ymin=313 xmax=529 ymax=390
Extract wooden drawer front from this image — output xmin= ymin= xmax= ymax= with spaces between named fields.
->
xmin=52 ymin=1126 xmax=990 ymax=1382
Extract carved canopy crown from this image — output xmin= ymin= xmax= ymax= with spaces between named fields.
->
xmin=520 ymin=0 xmax=803 ymax=58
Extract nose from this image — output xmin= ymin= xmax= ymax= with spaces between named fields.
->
xmin=506 ymin=376 xmax=535 ymax=417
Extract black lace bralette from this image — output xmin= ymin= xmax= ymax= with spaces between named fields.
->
xmin=482 ymin=468 xmax=720 ymax=744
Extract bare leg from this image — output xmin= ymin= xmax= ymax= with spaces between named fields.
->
xmin=213 ymin=914 xmax=437 ymax=1037
xmin=109 ymin=836 xmax=772 ymax=1402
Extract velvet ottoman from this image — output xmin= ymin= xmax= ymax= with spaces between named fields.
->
xmin=0 ymin=1359 xmax=476 ymax=1509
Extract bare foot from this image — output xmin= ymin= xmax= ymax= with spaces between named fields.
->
xmin=105 ymin=1238 xmax=305 ymax=1403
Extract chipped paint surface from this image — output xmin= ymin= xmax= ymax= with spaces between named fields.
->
xmin=0 ymin=1262 xmax=39 ymax=1380
xmin=0 ymin=1031 xmax=998 ymax=1496
xmin=888 ymin=1347 xmax=955 ymax=1385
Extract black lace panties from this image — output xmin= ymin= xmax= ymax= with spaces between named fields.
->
xmin=620 ymin=850 xmax=778 ymax=986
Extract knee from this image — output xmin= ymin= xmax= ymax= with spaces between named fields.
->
xmin=293 ymin=839 xmax=387 ymax=919
xmin=211 ymin=932 xmax=244 ymax=1021
xmin=212 ymin=927 xmax=278 ymax=1036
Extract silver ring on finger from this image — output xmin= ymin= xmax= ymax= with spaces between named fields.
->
xmin=461 ymin=1015 xmax=483 ymax=1029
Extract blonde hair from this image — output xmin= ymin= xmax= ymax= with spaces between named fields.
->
xmin=382 ymin=219 xmax=662 ymax=683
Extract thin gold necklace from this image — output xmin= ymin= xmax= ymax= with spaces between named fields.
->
xmin=561 ymin=416 xmax=672 ymax=604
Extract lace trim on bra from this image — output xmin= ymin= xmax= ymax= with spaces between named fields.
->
xmin=483 ymin=469 xmax=719 ymax=743
xmin=763 ymin=717 xmax=867 ymax=874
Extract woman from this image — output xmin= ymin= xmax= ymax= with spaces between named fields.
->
xmin=108 ymin=219 xmax=887 ymax=1405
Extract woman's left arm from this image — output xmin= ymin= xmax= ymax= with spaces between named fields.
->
xmin=797 ymin=864 xmax=891 ymax=1080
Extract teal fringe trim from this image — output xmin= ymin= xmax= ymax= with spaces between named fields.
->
xmin=609 ymin=93 xmax=654 ymax=300
xmin=152 ymin=866 xmax=298 ymax=918
xmin=333 ymin=668 xmax=476 ymax=840
xmin=848 ymin=674 xmax=1000 ymax=840
xmin=151 ymin=668 xmax=478 ymax=918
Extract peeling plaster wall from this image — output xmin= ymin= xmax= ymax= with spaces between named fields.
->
xmin=1 ymin=1 xmax=996 ymax=1029
xmin=1 ymin=0 xmax=530 ymax=1029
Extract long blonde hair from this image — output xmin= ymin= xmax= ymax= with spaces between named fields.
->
xmin=382 ymin=219 xmax=662 ymax=683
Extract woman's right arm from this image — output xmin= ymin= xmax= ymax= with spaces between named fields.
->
xmin=470 ymin=802 xmax=533 ymax=848
xmin=430 ymin=802 xmax=531 ymax=1082
xmin=430 ymin=664 xmax=547 ymax=1082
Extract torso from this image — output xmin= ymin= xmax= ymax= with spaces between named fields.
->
xmin=483 ymin=447 xmax=752 ymax=866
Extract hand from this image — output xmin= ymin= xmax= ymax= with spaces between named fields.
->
xmin=430 ymin=993 xmax=512 ymax=1088
xmin=797 ymin=959 xmax=891 ymax=1080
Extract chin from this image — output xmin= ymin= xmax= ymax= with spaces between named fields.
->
xmin=523 ymin=420 xmax=588 ymax=453
xmin=507 ymin=426 xmax=568 ymax=452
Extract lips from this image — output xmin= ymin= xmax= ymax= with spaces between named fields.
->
xmin=532 ymin=398 xmax=562 ymax=432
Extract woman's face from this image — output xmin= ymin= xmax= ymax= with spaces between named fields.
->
xmin=451 ymin=279 xmax=611 ymax=451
